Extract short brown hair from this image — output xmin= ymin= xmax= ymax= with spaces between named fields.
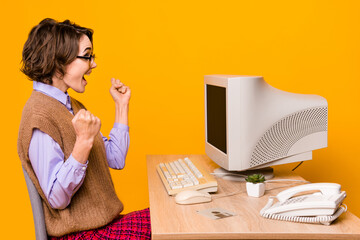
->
xmin=21 ymin=18 xmax=93 ymax=84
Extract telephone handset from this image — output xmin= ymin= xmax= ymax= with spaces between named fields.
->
xmin=260 ymin=183 xmax=347 ymax=225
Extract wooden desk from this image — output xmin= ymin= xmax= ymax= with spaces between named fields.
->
xmin=147 ymin=155 xmax=360 ymax=240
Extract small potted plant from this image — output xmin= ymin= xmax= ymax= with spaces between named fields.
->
xmin=245 ymin=174 xmax=266 ymax=197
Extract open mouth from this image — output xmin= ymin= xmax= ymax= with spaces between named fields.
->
xmin=82 ymin=70 xmax=91 ymax=85
xmin=82 ymin=75 xmax=87 ymax=85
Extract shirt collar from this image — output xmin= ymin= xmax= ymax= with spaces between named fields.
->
xmin=33 ymin=81 xmax=71 ymax=109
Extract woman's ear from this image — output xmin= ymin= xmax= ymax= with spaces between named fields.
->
xmin=51 ymin=69 xmax=64 ymax=87
xmin=53 ymin=69 xmax=64 ymax=81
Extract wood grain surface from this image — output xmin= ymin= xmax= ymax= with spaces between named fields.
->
xmin=147 ymin=155 xmax=360 ymax=240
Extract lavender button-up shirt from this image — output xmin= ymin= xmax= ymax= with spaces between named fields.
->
xmin=28 ymin=81 xmax=129 ymax=209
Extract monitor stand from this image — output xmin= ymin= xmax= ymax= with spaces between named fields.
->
xmin=212 ymin=167 xmax=274 ymax=181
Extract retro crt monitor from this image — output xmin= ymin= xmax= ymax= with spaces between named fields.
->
xmin=205 ymin=75 xmax=328 ymax=171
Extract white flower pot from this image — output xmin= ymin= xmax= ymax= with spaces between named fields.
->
xmin=246 ymin=182 xmax=265 ymax=197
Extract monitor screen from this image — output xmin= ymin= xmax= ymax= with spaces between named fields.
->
xmin=206 ymin=84 xmax=227 ymax=154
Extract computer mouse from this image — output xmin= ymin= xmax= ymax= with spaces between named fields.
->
xmin=175 ymin=190 xmax=212 ymax=205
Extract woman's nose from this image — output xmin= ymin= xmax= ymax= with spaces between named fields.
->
xmin=91 ymin=60 xmax=97 ymax=69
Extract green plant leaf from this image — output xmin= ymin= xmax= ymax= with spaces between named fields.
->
xmin=245 ymin=173 xmax=265 ymax=183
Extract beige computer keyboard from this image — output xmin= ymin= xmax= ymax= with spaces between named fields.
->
xmin=156 ymin=157 xmax=218 ymax=195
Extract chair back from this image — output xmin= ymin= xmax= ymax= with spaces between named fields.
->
xmin=22 ymin=168 xmax=48 ymax=240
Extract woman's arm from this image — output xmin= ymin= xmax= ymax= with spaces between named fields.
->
xmin=71 ymin=109 xmax=101 ymax=164
xmin=102 ymin=123 xmax=129 ymax=169
xmin=29 ymin=109 xmax=101 ymax=209
xmin=29 ymin=129 xmax=87 ymax=209
xmin=103 ymin=78 xmax=131 ymax=169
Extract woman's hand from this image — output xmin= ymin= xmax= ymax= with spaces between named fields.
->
xmin=71 ymin=109 xmax=101 ymax=164
xmin=110 ymin=78 xmax=131 ymax=106
xmin=72 ymin=109 xmax=101 ymax=141
xmin=109 ymin=78 xmax=130 ymax=126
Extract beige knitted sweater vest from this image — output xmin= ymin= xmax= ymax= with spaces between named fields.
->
xmin=17 ymin=91 xmax=123 ymax=237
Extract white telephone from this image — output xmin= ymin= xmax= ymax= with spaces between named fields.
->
xmin=260 ymin=183 xmax=347 ymax=225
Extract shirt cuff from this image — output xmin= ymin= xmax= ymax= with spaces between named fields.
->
xmin=113 ymin=122 xmax=129 ymax=131
xmin=65 ymin=154 xmax=88 ymax=173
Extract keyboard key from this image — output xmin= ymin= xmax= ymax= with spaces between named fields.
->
xmin=159 ymin=163 xmax=172 ymax=180
xmin=165 ymin=163 xmax=177 ymax=179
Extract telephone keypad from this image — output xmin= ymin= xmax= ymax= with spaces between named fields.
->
xmin=281 ymin=196 xmax=306 ymax=205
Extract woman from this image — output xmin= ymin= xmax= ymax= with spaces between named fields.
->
xmin=17 ymin=18 xmax=151 ymax=239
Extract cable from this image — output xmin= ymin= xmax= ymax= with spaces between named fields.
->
xmin=265 ymin=182 xmax=309 ymax=192
xmin=212 ymin=180 xmax=309 ymax=200
xmin=260 ymin=200 xmax=347 ymax=225
xmin=211 ymin=189 xmax=246 ymax=200
xmin=265 ymin=179 xmax=309 ymax=183
xmin=292 ymin=161 xmax=303 ymax=171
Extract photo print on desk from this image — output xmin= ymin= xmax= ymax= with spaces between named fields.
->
xmin=197 ymin=208 xmax=237 ymax=220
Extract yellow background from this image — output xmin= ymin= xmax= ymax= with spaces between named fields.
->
xmin=1 ymin=0 xmax=360 ymax=238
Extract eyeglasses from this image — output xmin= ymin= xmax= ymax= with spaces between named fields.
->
xmin=76 ymin=53 xmax=95 ymax=67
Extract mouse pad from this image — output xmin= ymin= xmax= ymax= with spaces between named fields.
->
xmin=197 ymin=208 xmax=237 ymax=220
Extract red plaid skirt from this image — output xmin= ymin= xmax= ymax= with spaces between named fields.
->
xmin=50 ymin=208 xmax=151 ymax=240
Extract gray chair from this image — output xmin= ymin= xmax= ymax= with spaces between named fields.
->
xmin=23 ymin=168 xmax=48 ymax=240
